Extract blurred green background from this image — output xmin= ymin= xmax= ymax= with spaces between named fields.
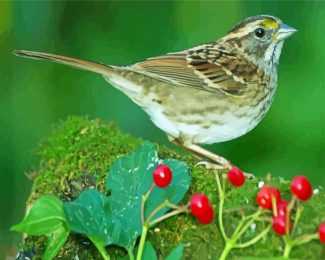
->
xmin=0 ymin=0 xmax=324 ymax=256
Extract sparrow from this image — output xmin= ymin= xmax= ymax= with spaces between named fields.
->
xmin=14 ymin=15 xmax=297 ymax=170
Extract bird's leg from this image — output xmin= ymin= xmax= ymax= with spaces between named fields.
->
xmin=167 ymin=136 xmax=204 ymax=159
xmin=184 ymin=143 xmax=232 ymax=170
xmin=168 ymin=135 xmax=232 ymax=170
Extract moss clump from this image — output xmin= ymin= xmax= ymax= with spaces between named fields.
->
xmin=18 ymin=117 xmax=325 ymax=259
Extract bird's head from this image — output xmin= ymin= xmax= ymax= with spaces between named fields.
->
xmin=222 ymin=15 xmax=297 ymax=69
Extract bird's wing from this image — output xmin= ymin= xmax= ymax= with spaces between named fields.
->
xmin=132 ymin=51 xmax=204 ymax=88
xmin=132 ymin=44 xmax=255 ymax=95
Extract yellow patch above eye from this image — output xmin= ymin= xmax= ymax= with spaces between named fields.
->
xmin=261 ymin=19 xmax=279 ymax=29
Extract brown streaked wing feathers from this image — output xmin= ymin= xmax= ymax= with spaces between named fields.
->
xmin=133 ymin=48 xmax=247 ymax=95
xmin=187 ymin=47 xmax=246 ymax=95
xmin=133 ymin=52 xmax=203 ymax=87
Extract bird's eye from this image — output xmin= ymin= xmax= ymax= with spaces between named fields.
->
xmin=255 ymin=28 xmax=265 ymax=38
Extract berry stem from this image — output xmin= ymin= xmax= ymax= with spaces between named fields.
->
xmin=141 ymin=183 xmax=155 ymax=224
xmin=283 ymin=238 xmax=292 ymax=259
xmin=214 ymin=169 xmax=268 ymax=259
xmin=283 ymin=232 xmax=318 ymax=258
xmin=145 ymin=200 xmax=181 ymax=223
xmin=136 ymin=224 xmax=149 ymax=260
xmin=286 ymin=195 xmax=297 ymax=235
xmin=271 ymin=193 xmax=278 ymax=217
xmin=215 ymin=171 xmax=228 ymax=241
xmin=232 ymin=209 xmax=268 ymax=237
xmin=149 ymin=205 xmax=189 ymax=227
xmin=291 ymin=202 xmax=303 ymax=236
xmin=138 ymin=183 xmax=187 ymax=260
xmin=235 ymin=208 xmax=263 ymax=238
xmin=234 ymin=224 xmax=271 ymax=248
xmin=292 ymin=233 xmax=319 ymax=246
xmin=219 ymin=240 xmax=234 ymax=260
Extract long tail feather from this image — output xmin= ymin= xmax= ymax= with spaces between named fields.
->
xmin=13 ymin=50 xmax=114 ymax=75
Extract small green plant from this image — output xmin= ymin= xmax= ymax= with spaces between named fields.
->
xmin=11 ymin=134 xmax=325 ymax=259
xmin=12 ymin=142 xmax=201 ymax=259
xmin=10 ymin=195 xmax=69 ymax=259
xmin=211 ymin=166 xmax=325 ymax=259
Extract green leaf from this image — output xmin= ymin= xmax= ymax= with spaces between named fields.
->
xmin=145 ymin=159 xmax=190 ymax=220
xmin=11 ymin=195 xmax=69 ymax=259
xmin=165 ymin=244 xmax=184 ymax=260
xmin=11 ymin=195 xmax=67 ymax=235
xmin=134 ymin=241 xmax=158 ymax=260
xmin=106 ymin=141 xmax=191 ymax=249
xmin=44 ymin=223 xmax=69 ymax=260
xmin=63 ymin=189 xmax=123 ymax=247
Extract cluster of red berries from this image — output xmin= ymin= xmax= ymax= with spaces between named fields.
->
xmin=256 ymin=175 xmax=325 ymax=243
xmin=152 ymin=164 xmax=214 ymax=224
xmin=152 ymin=164 xmax=325 ymax=243
xmin=190 ymin=194 xmax=214 ymax=224
xmin=256 ymin=184 xmax=288 ymax=235
xmin=256 ymin=176 xmax=312 ymax=236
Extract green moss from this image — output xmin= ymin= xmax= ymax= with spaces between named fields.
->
xmin=19 ymin=117 xmax=325 ymax=259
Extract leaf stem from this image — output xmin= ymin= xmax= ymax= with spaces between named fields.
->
xmin=136 ymin=225 xmax=149 ymax=260
xmin=127 ymin=248 xmax=135 ymax=260
xmin=89 ymin=237 xmax=110 ymax=260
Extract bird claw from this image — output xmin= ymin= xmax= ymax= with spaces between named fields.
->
xmin=244 ymin=172 xmax=255 ymax=179
xmin=195 ymin=161 xmax=226 ymax=170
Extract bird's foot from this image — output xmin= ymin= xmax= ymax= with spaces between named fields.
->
xmin=196 ymin=161 xmax=255 ymax=179
xmin=195 ymin=160 xmax=227 ymax=170
xmin=244 ymin=172 xmax=256 ymax=179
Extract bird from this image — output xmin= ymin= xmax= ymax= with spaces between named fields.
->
xmin=14 ymin=15 xmax=297 ymax=170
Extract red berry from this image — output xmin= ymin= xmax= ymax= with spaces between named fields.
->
xmin=196 ymin=206 xmax=214 ymax=224
xmin=190 ymin=194 xmax=211 ymax=216
xmin=227 ymin=166 xmax=245 ymax=187
xmin=275 ymin=200 xmax=288 ymax=217
xmin=273 ymin=215 xmax=290 ymax=236
xmin=152 ymin=164 xmax=172 ymax=188
xmin=256 ymin=185 xmax=281 ymax=209
xmin=290 ymin=175 xmax=312 ymax=201
xmin=318 ymin=222 xmax=325 ymax=244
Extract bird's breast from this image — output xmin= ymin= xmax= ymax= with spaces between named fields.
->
xmin=104 ymin=67 xmax=277 ymax=145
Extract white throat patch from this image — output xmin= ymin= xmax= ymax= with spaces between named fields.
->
xmin=265 ymin=41 xmax=284 ymax=65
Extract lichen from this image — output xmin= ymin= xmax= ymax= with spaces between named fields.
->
xmin=18 ymin=117 xmax=325 ymax=259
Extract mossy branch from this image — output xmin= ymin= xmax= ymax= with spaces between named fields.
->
xmin=19 ymin=117 xmax=325 ymax=259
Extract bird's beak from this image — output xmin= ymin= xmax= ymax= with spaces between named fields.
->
xmin=274 ymin=23 xmax=297 ymax=41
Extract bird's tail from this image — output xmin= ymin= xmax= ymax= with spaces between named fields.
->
xmin=13 ymin=50 xmax=114 ymax=75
